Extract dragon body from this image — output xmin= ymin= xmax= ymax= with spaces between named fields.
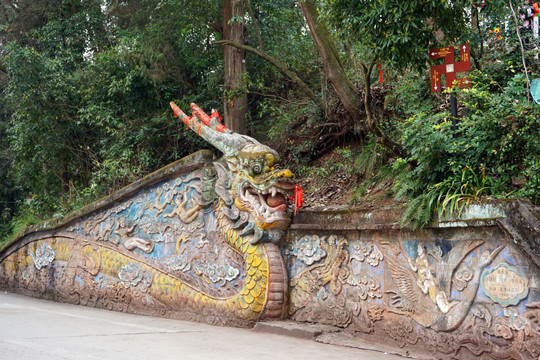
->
xmin=0 ymin=103 xmax=297 ymax=325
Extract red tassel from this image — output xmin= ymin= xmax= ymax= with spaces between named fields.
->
xmin=287 ymin=184 xmax=304 ymax=216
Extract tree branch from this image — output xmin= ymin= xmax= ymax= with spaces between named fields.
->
xmin=245 ymin=0 xmax=264 ymax=52
xmin=214 ymin=39 xmax=323 ymax=109
xmin=298 ymin=0 xmax=362 ymax=119
xmin=0 ymin=59 xmax=6 ymax=75
xmin=508 ymin=0 xmax=531 ymax=102
xmin=360 ymin=57 xmax=378 ymax=130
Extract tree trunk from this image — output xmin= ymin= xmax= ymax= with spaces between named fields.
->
xmin=298 ymin=0 xmax=362 ymax=120
xmin=360 ymin=61 xmax=376 ymax=130
xmin=214 ymin=40 xmax=323 ymax=109
xmin=223 ymin=0 xmax=248 ymax=134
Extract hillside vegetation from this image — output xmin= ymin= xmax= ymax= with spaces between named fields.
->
xmin=0 ymin=0 xmax=539 ymax=247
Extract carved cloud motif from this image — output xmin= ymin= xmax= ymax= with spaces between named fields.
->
xmin=193 ymin=259 xmax=240 ymax=285
xmin=350 ymin=240 xmax=384 ymax=267
xmin=453 ymin=263 xmax=473 ymax=291
xmin=118 ymin=263 xmax=153 ymax=292
xmin=287 ymin=235 xmax=326 ymax=265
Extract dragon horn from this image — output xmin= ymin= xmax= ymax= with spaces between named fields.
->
xmin=170 ymin=101 xmax=191 ymax=124
xmin=170 ymin=101 xmax=247 ymax=157
xmin=190 ymin=103 xmax=230 ymax=133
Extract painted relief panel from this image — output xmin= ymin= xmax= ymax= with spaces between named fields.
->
xmin=285 ymin=231 xmax=540 ymax=359
xmin=0 ymin=103 xmax=298 ymax=325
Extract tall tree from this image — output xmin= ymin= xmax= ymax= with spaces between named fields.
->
xmin=222 ymin=0 xmax=248 ymax=134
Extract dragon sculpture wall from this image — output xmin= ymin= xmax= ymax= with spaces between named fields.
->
xmin=0 ymin=103 xmax=299 ymax=325
xmin=286 ymin=221 xmax=540 ymax=359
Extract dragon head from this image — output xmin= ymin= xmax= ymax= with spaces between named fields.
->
xmin=230 ymin=143 xmax=295 ymax=232
xmin=170 ymin=102 xmax=297 ymax=244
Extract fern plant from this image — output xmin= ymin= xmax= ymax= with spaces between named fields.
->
xmin=398 ymin=164 xmax=501 ymax=229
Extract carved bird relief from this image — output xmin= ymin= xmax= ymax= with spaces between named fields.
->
xmin=384 ymin=240 xmax=505 ymax=331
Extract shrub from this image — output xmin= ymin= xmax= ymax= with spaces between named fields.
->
xmin=394 ymin=71 xmax=540 ymax=228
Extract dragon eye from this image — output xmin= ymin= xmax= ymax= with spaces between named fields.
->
xmin=251 ymin=163 xmax=263 ymax=175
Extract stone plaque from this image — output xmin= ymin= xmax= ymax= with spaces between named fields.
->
xmin=481 ymin=262 xmax=529 ymax=307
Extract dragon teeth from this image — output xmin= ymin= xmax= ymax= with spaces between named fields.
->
xmin=271 ymin=187 xmax=277 ymax=197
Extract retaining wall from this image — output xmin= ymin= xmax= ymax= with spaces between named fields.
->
xmin=285 ymin=201 xmax=540 ymax=359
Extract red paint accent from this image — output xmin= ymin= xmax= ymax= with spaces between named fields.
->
xmin=190 ymin=103 xmax=211 ymax=125
xmin=294 ymin=184 xmax=303 ymax=212
xmin=377 ymin=63 xmax=383 ymax=83
xmin=211 ymin=110 xmax=223 ymax=123
xmin=191 ymin=103 xmax=230 ymax=132
xmin=170 ymin=101 xmax=184 ymax=118
xmin=216 ymin=124 xmax=228 ymax=133
xmin=376 ymin=62 xmax=389 ymax=84
xmin=173 ymin=102 xmax=230 ymax=133
xmin=473 ymin=0 xmax=486 ymax=8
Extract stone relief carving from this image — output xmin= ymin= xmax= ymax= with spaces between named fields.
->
xmin=288 ymin=235 xmax=384 ymax=333
xmin=287 ymin=232 xmax=538 ymax=359
xmin=118 ymin=263 xmax=153 ymax=292
xmin=406 ymin=243 xmax=456 ymax=313
xmin=349 ymin=240 xmax=384 ymax=267
xmin=383 ymin=319 xmax=420 ymax=348
xmin=115 ymin=216 xmax=154 ymax=253
xmin=384 ymin=240 xmax=506 ymax=331
xmin=1 ymin=103 xmax=298 ymax=326
xmin=162 ymin=253 xmax=191 ymax=272
xmin=29 ymin=243 xmax=55 ymax=270
xmin=286 ymin=235 xmax=326 ymax=265
xmin=346 ymin=275 xmax=382 ymax=300
xmin=453 ymin=263 xmax=473 ymax=291
xmin=481 ymin=262 xmax=529 ymax=307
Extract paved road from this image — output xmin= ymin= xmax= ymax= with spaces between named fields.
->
xmin=0 ymin=291 xmax=408 ymax=360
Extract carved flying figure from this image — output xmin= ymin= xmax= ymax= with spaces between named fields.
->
xmin=114 ymin=216 xmax=154 ymax=253
xmin=164 ymin=189 xmax=201 ymax=224
xmin=385 ymin=240 xmax=505 ymax=332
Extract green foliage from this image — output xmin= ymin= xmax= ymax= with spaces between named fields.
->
xmin=0 ymin=197 xmax=56 ymax=250
xmin=0 ymin=0 xmax=224 ymax=240
xmin=297 ymin=140 xmax=395 ymax=205
xmin=246 ymin=1 xmax=321 ymax=135
xmin=320 ymin=0 xmax=465 ymax=69
xmin=394 ymin=70 xmax=540 ymax=228
xmin=349 ymin=185 xmax=367 ymax=205
xmin=0 ymin=0 xmax=322 ymax=241
xmin=336 ymin=142 xmax=387 ymax=181
xmin=0 ymin=0 xmax=538 ymax=240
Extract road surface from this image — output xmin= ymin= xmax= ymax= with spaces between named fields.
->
xmin=0 ymin=291 xmax=409 ymax=360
